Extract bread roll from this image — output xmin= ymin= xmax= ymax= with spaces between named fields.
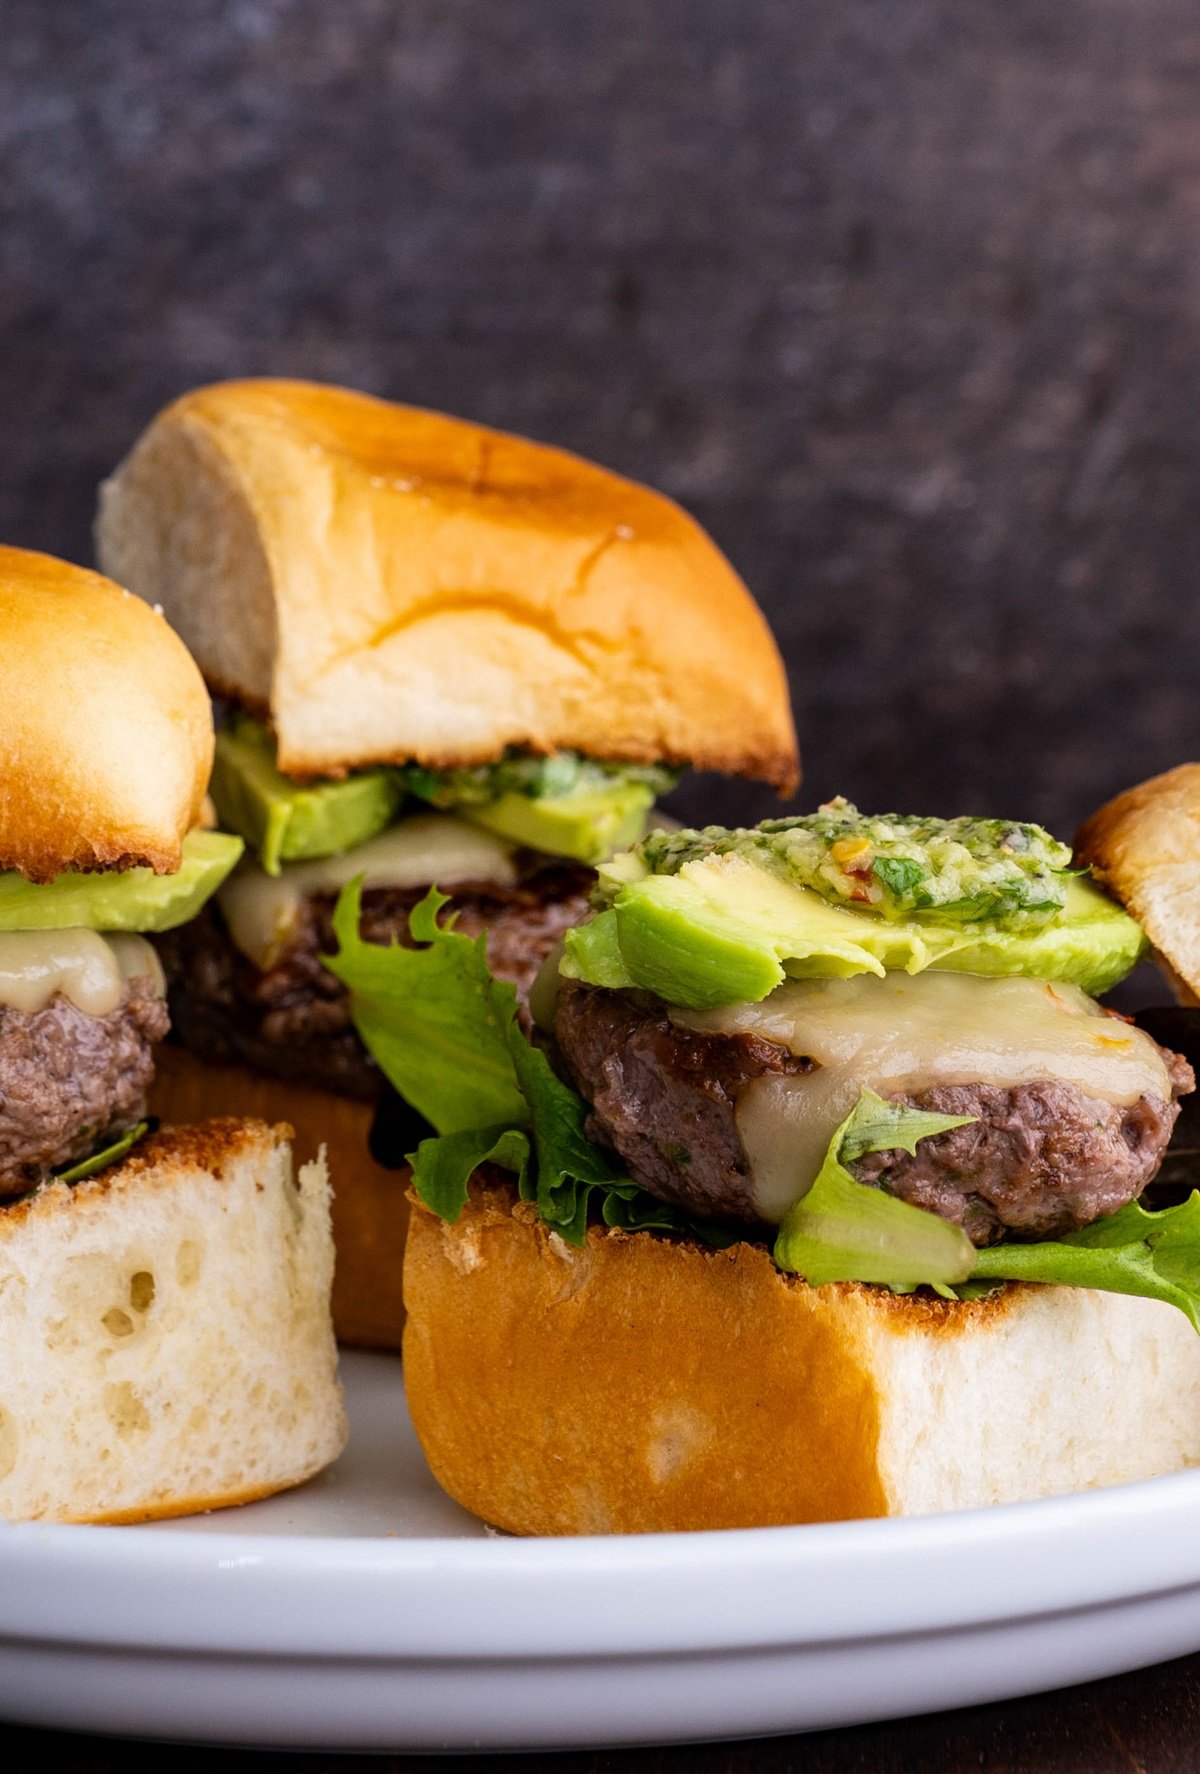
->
xmin=1076 ymin=764 xmax=1200 ymax=1000
xmin=403 ymin=1184 xmax=1200 ymax=1533
xmin=150 ymin=1046 xmax=410 ymax=1349
xmin=95 ymin=379 xmax=799 ymax=790
xmin=0 ymin=1118 xmax=345 ymax=1522
xmin=0 ymin=546 xmax=212 ymax=882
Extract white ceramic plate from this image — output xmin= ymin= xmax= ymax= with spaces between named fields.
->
xmin=0 ymin=1350 xmax=1198 ymax=1752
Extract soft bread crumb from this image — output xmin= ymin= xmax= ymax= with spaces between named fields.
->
xmin=0 ymin=1119 xmax=345 ymax=1522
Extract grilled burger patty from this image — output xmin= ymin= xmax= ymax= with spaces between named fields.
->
xmin=553 ymin=982 xmax=1194 ymax=1245
xmin=159 ymin=866 xmax=593 ymax=1100
xmin=0 ymin=978 xmax=168 ymax=1197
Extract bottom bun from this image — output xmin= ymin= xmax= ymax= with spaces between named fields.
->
xmin=0 ymin=1119 xmax=346 ymax=1523
xmin=150 ymin=1047 xmax=411 ymax=1349
xmin=403 ymin=1183 xmax=1200 ymax=1533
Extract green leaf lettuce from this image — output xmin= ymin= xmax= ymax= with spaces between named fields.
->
xmin=773 ymin=1091 xmax=978 ymax=1288
xmin=322 ymin=881 xmax=527 ymax=1135
xmin=327 ymin=883 xmax=698 ymax=1244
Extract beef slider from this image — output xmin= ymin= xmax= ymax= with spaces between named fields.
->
xmin=159 ymin=862 xmax=593 ymax=1100
xmin=0 ymin=979 xmax=167 ymax=1197
xmin=553 ymin=981 xmax=1193 ymax=1247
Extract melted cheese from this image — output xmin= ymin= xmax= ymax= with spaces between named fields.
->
xmin=219 ymin=812 xmax=520 ymax=968
xmin=673 ymin=972 xmax=1171 ymax=1223
xmin=0 ymin=930 xmax=163 ymax=1017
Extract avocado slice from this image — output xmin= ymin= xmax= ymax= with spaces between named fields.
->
xmin=928 ymin=877 xmax=1145 ymax=997
xmin=460 ymin=781 xmax=656 ymax=865
xmin=0 ymin=830 xmax=244 ymax=933
xmin=562 ymin=853 xmax=1146 ymax=1009
xmin=211 ymin=720 xmax=403 ymax=875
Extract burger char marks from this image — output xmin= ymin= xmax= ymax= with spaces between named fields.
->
xmin=159 ymin=864 xmax=593 ymax=1100
xmin=552 ymin=982 xmax=1193 ymax=1245
xmin=0 ymin=978 xmax=167 ymax=1197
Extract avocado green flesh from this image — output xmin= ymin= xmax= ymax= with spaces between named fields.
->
xmin=925 ymin=879 xmax=1145 ymax=997
xmin=561 ymin=854 xmax=1147 ymax=1009
xmin=461 ymin=782 xmax=655 ymax=865
xmin=211 ymin=726 xmax=403 ymax=876
xmin=0 ymin=830 xmax=244 ymax=933
xmin=214 ymin=722 xmax=658 ymax=870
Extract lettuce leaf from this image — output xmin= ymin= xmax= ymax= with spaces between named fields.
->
xmin=410 ymin=1124 xmax=531 ymax=1223
xmin=507 ymin=1035 xmax=628 ymax=1240
xmin=836 ymin=1092 xmax=979 ymax=1165
xmin=55 ymin=1120 xmax=151 ymax=1185
xmin=322 ymin=881 xmax=528 ymax=1135
xmin=971 ymin=1195 xmax=1200 ymax=1332
xmin=331 ymin=882 xmax=692 ymax=1243
xmin=773 ymin=1091 xmax=977 ymax=1287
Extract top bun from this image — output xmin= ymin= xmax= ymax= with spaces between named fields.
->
xmin=0 ymin=546 xmax=212 ymax=882
xmin=1075 ymin=764 xmax=1200 ymax=1001
xmin=95 ymin=379 xmax=799 ymax=789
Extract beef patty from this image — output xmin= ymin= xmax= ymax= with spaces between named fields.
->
xmin=0 ymin=977 xmax=167 ymax=1197
xmin=159 ymin=865 xmax=593 ymax=1099
xmin=553 ymin=982 xmax=1193 ymax=1245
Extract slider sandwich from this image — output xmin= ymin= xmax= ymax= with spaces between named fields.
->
xmin=330 ymin=799 xmax=1200 ymax=1531
xmin=0 ymin=546 xmax=344 ymax=1522
xmin=95 ymin=377 xmax=798 ymax=1346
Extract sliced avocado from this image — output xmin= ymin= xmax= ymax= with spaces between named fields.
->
xmin=0 ymin=830 xmax=244 ymax=933
xmin=460 ymin=781 xmax=656 ymax=865
xmin=562 ymin=852 xmax=1146 ymax=1009
xmin=211 ymin=720 xmax=403 ymax=875
xmin=928 ymin=878 xmax=1146 ymax=998
xmin=561 ymin=911 xmax=637 ymax=991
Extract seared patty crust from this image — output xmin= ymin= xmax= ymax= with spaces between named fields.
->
xmin=0 ymin=978 xmax=168 ymax=1197
xmin=159 ymin=865 xmax=593 ymax=1099
xmin=553 ymin=982 xmax=1193 ymax=1244
xmin=553 ymin=981 xmax=813 ymax=1220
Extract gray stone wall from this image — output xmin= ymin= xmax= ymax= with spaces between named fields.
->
xmin=3 ymin=0 xmax=1199 ymax=833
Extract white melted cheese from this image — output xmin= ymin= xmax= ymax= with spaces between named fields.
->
xmin=672 ymin=972 xmax=1171 ymax=1223
xmin=219 ymin=812 xmax=520 ymax=968
xmin=0 ymin=930 xmax=164 ymax=1018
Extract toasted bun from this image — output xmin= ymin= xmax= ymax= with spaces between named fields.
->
xmin=150 ymin=1047 xmax=410 ymax=1349
xmin=95 ymin=379 xmax=799 ymax=790
xmin=1075 ymin=764 xmax=1200 ymax=1001
xmin=0 ymin=1119 xmax=346 ymax=1523
xmin=0 ymin=546 xmax=212 ymax=882
xmin=403 ymin=1184 xmax=1200 ymax=1532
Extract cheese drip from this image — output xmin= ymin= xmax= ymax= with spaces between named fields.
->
xmin=673 ymin=972 xmax=1172 ymax=1223
xmin=0 ymin=930 xmax=163 ymax=1018
xmin=219 ymin=812 xmax=520 ymax=968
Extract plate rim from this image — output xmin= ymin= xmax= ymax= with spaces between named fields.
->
xmin=2 ymin=1461 xmax=1200 ymax=1661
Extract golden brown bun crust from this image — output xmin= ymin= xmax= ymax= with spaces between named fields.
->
xmin=0 ymin=547 xmax=213 ymax=881
xmin=96 ymin=379 xmax=799 ymax=791
xmin=1075 ymin=764 xmax=1200 ymax=1001
xmin=403 ymin=1185 xmax=1200 ymax=1533
xmin=84 ymin=1476 xmax=311 ymax=1526
xmin=149 ymin=1046 xmax=410 ymax=1349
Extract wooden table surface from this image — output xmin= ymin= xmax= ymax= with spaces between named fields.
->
xmin=4 ymin=1651 xmax=1199 ymax=1772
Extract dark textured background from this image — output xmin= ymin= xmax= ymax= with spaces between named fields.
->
xmin=3 ymin=0 xmax=1200 ymax=836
